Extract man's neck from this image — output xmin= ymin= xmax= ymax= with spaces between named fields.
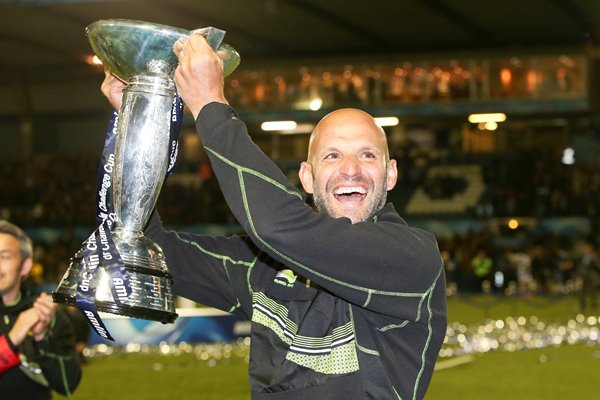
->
xmin=2 ymin=288 xmax=22 ymax=306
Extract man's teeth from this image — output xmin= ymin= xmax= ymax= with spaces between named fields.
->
xmin=334 ymin=187 xmax=366 ymax=195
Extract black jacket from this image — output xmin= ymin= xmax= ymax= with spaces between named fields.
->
xmin=0 ymin=287 xmax=82 ymax=399
xmin=146 ymin=102 xmax=447 ymax=399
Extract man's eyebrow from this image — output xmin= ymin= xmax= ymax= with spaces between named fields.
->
xmin=318 ymin=146 xmax=341 ymax=154
xmin=357 ymin=146 xmax=382 ymax=154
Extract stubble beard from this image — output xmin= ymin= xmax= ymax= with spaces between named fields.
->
xmin=312 ymin=173 xmax=388 ymax=224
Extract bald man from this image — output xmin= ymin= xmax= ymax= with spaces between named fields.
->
xmin=102 ymin=34 xmax=446 ymax=400
xmin=299 ymin=108 xmax=398 ymax=224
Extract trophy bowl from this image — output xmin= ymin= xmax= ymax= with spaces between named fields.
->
xmin=53 ymin=19 xmax=240 ymax=325
xmin=86 ymin=19 xmax=240 ymax=82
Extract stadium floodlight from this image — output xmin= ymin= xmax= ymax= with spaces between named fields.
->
xmin=309 ymin=98 xmax=323 ymax=111
xmin=279 ymin=123 xmax=315 ymax=135
xmin=468 ymin=113 xmax=507 ymax=123
xmin=261 ymin=121 xmax=298 ymax=131
xmin=374 ymin=117 xmax=400 ymax=127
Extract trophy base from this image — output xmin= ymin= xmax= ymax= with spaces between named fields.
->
xmin=52 ymin=292 xmax=177 ymax=324
xmin=53 ymin=232 xmax=178 ymax=325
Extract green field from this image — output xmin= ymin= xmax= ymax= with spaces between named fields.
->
xmin=56 ymin=295 xmax=600 ymax=399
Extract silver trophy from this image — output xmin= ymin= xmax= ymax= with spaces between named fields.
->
xmin=53 ymin=19 xmax=240 ymax=323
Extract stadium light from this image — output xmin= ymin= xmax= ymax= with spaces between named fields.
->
xmin=468 ymin=113 xmax=507 ymax=124
xmin=374 ymin=117 xmax=399 ymax=127
xmin=561 ymin=147 xmax=575 ymax=165
xmin=261 ymin=121 xmax=298 ymax=131
xmin=309 ymin=98 xmax=323 ymax=111
xmin=86 ymin=54 xmax=103 ymax=66
xmin=484 ymin=121 xmax=498 ymax=131
xmin=279 ymin=123 xmax=315 ymax=135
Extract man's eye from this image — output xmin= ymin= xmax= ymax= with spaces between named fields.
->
xmin=324 ymin=153 xmax=339 ymax=159
xmin=360 ymin=152 xmax=376 ymax=159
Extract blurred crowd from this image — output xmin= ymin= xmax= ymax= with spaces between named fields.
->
xmin=2 ymin=146 xmax=600 ymax=310
xmin=439 ymin=228 xmax=599 ymax=311
xmin=391 ymin=146 xmax=600 ymax=219
xmin=226 ymin=54 xmax=582 ymax=111
xmin=0 ymin=155 xmax=237 ymax=228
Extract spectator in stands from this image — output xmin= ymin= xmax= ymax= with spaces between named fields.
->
xmin=0 ymin=220 xmax=81 ymax=399
xmin=471 ymin=248 xmax=493 ymax=292
xmin=100 ymin=34 xmax=447 ymax=400
xmin=530 ymin=244 xmax=553 ymax=294
xmin=575 ymin=241 xmax=600 ymax=312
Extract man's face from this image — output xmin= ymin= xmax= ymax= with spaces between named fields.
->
xmin=0 ymin=233 xmax=28 ymax=299
xmin=299 ymin=109 xmax=397 ymax=224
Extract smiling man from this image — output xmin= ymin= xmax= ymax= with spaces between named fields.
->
xmin=300 ymin=108 xmax=397 ymax=224
xmin=0 ymin=220 xmax=81 ymax=399
xmin=101 ymin=33 xmax=446 ymax=400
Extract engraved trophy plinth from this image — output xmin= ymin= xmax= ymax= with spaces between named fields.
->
xmin=52 ymin=19 xmax=240 ymax=323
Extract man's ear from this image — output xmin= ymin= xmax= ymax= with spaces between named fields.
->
xmin=299 ymin=161 xmax=315 ymax=194
xmin=19 ymin=257 xmax=33 ymax=279
xmin=385 ymin=159 xmax=398 ymax=191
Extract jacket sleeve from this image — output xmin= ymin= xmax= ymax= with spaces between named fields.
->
xmin=195 ymin=103 xmax=443 ymax=320
xmin=0 ymin=334 xmax=20 ymax=374
xmin=145 ymin=210 xmax=258 ymax=318
xmin=33 ymin=307 xmax=82 ymax=396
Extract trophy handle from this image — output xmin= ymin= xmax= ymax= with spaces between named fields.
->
xmin=190 ymin=26 xmax=225 ymax=50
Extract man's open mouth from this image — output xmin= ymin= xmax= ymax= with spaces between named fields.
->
xmin=333 ymin=186 xmax=367 ymax=202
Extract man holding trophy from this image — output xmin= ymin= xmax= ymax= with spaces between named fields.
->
xmin=101 ymin=32 xmax=446 ymax=400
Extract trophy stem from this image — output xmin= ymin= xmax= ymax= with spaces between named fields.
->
xmin=112 ymin=225 xmax=142 ymax=240
xmin=113 ymin=74 xmax=176 ymax=233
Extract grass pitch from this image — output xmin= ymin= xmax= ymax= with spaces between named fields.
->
xmin=56 ymin=295 xmax=598 ymax=399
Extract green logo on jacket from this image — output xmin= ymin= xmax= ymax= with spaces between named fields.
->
xmin=274 ymin=269 xmax=297 ymax=288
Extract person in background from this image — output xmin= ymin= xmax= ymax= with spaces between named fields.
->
xmin=101 ymin=34 xmax=447 ymax=400
xmin=0 ymin=220 xmax=81 ymax=399
xmin=471 ymin=248 xmax=493 ymax=293
xmin=576 ymin=241 xmax=600 ymax=313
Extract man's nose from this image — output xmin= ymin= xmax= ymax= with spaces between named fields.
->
xmin=339 ymin=155 xmax=361 ymax=178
